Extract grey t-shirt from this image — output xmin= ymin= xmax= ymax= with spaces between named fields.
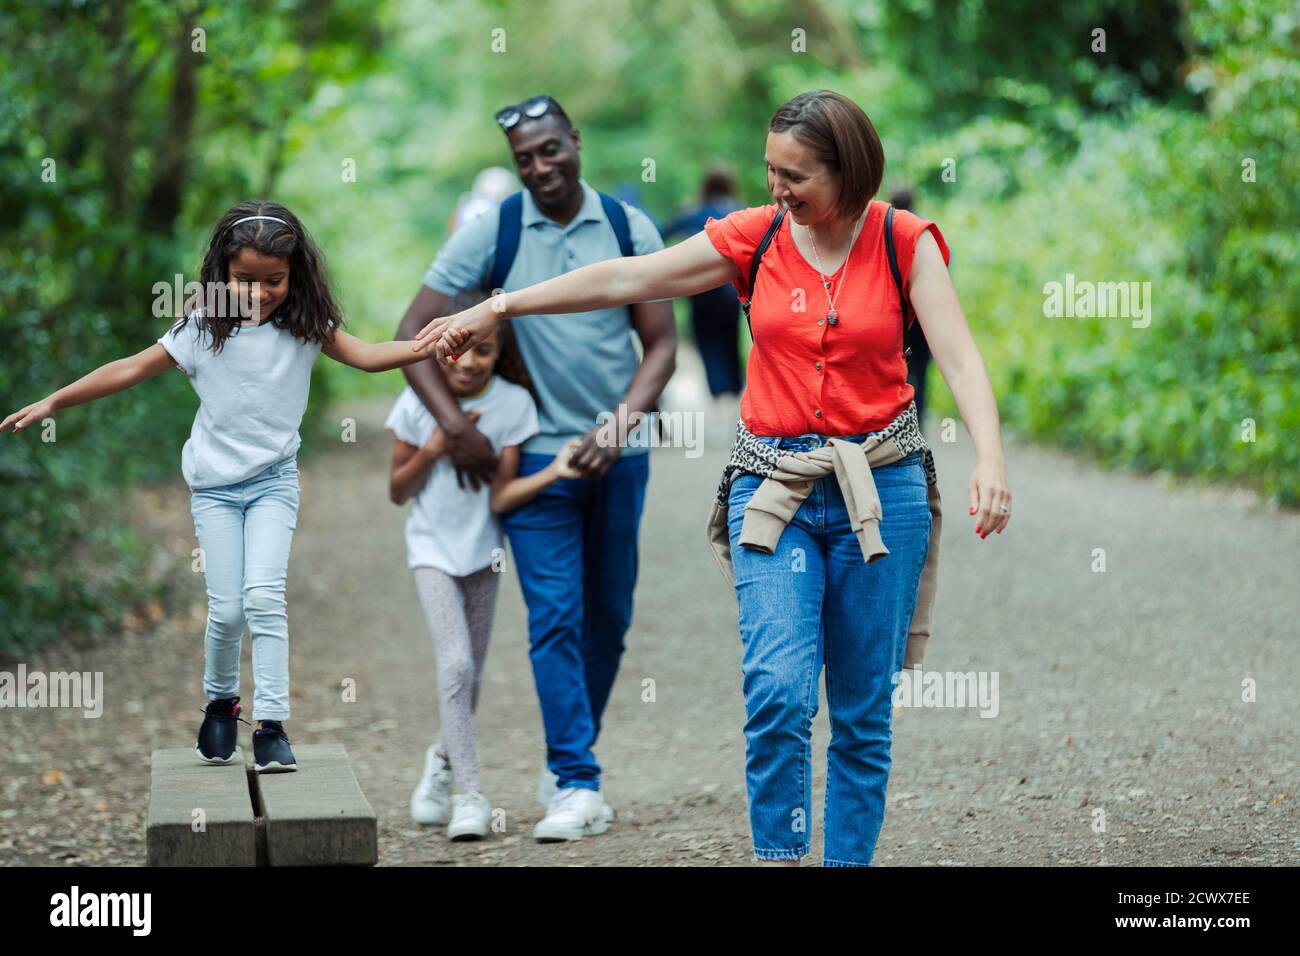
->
xmin=423 ymin=179 xmax=665 ymax=456
xmin=158 ymin=318 xmax=322 ymax=490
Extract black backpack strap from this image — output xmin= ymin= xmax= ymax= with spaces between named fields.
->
xmin=884 ymin=205 xmax=913 ymax=362
xmin=740 ymin=206 xmax=787 ymax=340
xmin=487 ymin=192 xmax=525 ymax=293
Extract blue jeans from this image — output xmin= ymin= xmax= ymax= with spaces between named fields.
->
xmin=501 ymin=451 xmax=650 ymax=792
xmin=726 ymin=436 xmax=931 ymax=865
xmin=190 ymin=457 xmax=300 ymax=721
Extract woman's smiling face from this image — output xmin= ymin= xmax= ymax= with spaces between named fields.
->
xmin=765 ymin=130 xmax=841 ymax=227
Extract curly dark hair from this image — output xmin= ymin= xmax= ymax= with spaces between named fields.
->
xmin=441 ymin=288 xmax=540 ymax=409
xmin=171 ymin=200 xmax=343 ymax=353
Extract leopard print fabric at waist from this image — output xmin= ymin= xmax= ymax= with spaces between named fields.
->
xmin=713 ymin=399 xmax=936 ymax=508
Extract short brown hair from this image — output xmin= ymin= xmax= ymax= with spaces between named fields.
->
xmin=769 ymin=90 xmax=884 ymax=221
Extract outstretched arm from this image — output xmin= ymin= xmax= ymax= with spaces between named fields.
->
xmin=415 ymin=231 xmax=738 ymax=362
xmin=322 ymin=328 xmax=438 ymax=372
xmin=1 ymin=342 xmax=178 ymax=434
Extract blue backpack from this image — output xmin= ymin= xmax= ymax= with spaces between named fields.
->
xmin=487 ymin=190 xmax=634 ymax=293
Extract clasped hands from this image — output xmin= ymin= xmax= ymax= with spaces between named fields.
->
xmin=410 ymin=295 xmax=503 ymax=365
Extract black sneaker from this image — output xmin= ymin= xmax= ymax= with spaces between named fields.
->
xmin=253 ymin=720 xmax=297 ymax=773
xmin=196 ymin=696 xmax=249 ymax=765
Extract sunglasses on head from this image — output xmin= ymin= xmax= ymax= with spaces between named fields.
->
xmin=495 ymin=94 xmax=568 ymax=131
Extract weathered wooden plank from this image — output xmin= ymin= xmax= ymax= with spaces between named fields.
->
xmin=253 ymin=744 xmax=377 ymax=866
xmin=146 ymin=748 xmax=257 ymax=866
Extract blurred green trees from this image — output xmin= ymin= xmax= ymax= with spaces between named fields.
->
xmin=2 ymin=0 xmax=1296 ymax=652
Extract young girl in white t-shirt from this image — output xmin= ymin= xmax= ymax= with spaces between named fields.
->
xmin=386 ymin=290 xmax=580 ymax=841
xmin=2 ymin=200 xmax=440 ymax=773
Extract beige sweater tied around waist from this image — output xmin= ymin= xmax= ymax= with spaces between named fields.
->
xmin=706 ymin=403 xmax=942 ymax=670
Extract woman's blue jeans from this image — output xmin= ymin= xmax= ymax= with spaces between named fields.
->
xmin=189 ymin=457 xmax=300 ymax=721
xmin=726 ymin=436 xmax=931 ymax=866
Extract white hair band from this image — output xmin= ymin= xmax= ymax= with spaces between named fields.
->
xmin=230 ymin=215 xmax=289 ymax=227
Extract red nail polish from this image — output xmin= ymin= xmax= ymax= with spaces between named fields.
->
xmin=975 ymin=526 xmax=981 ymax=533
xmin=969 ymin=506 xmax=975 ymax=514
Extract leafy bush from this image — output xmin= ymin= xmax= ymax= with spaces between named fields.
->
xmin=912 ymin=1 xmax=1298 ymax=503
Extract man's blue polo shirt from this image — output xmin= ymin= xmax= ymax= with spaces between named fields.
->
xmin=423 ymin=178 xmax=666 ymax=456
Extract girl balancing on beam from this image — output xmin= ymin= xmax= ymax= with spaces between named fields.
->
xmin=3 ymin=200 xmax=441 ymax=774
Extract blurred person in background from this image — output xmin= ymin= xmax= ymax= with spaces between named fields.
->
xmin=446 ymin=166 xmax=518 ymax=235
xmin=663 ymin=165 xmax=745 ymax=429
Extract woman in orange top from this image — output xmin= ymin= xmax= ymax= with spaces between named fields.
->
xmin=420 ymin=90 xmax=1012 ymax=866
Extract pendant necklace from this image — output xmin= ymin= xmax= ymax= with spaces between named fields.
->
xmin=805 ymin=210 xmax=866 ymax=327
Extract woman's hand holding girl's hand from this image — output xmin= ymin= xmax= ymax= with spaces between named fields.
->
xmin=437 ymin=327 xmax=473 ymax=364
xmin=969 ymin=455 xmax=1011 ymax=539
xmin=1 ymin=398 xmax=55 ymax=435
xmin=411 ymin=314 xmax=454 ymax=356
xmin=548 ymin=438 xmax=584 ymax=480
xmin=410 ymin=299 xmax=503 ymax=365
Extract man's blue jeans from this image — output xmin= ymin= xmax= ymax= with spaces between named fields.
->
xmin=501 ymin=451 xmax=650 ymax=792
xmin=726 ymin=436 xmax=931 ymax=866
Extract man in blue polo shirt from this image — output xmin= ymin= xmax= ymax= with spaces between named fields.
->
xmin=395 ymin=95 xmax=676 ymax=842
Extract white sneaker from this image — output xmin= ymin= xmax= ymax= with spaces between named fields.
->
xmin=447 ymin=792 xmax=492 ymax=841
xmin=537 ymin=766 xmax=559 ymax=808
xmin=532 ymin=786 xmax=610 ymax=842
xmin=409 ymin=746 xmax=452 ymax=825
xmin=539 ymin=765 xmax=614 ymax=822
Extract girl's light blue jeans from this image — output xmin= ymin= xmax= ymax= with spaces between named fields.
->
xmin=190 ymin=457 xmax=300 ymax=721
xmin=726 ymin=436 xmax=931 ymax=866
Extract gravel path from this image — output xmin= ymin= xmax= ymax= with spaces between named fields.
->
xmin=3 ymin=363 xmax=1296 ymax=866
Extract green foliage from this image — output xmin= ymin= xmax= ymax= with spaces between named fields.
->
xmin=915 ymin=0 xmax=1299 ymax=504
xmin=2 ymin=0 xmax=1296 ymax=653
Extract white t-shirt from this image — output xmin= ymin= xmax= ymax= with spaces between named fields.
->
xmin=158 ymin=317 xmax=322 ymax=490
xmin=384 ymin=377 xmax=539 ymax=577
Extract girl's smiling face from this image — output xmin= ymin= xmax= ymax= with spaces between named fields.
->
xmin=446 ymin=328 xmax=500 ymax=397
xmin=228 ymin=247 xmax=290 ymax=323
xmin=765 ymin=129 xmax=841 ymax=227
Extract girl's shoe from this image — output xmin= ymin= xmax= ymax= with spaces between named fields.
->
xmin=447 ymin=792 xmax=492 ymax=841
xmin=410 ymin=746 xmax=453 ymax=825
xmin=252 ymin=720 xmax=297 ymax=773
xmin=196 ymin=696 xmax=249 ymax=765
